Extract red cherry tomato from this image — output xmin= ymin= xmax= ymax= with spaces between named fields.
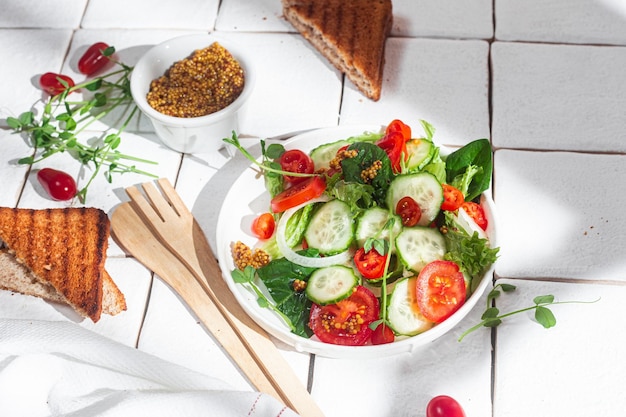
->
xmin=251 ymin=212 xmax=275 ymax=240
xmin=441 ymin=184 xmax=464 ymax=211
xmin=376 ymin=130 xmax=407 ymax=173
xmin=396 ymin=196 xmax=421 ymax=227
xmin=385 ymin=119 xmax=412 ymax=141
xmin=78 ymin=42 xmax=111 ymax=75
xmin=371 ymin=322 xmax=395 ymax=345
xmin=309 ymin=286 xmax=380 ymax=346
xmin=270 ymin=176 xmax=326 ymax=213
xmin=278 ymin=149 xmax=315 ymax=184
xmin=426 ymin=395 xmax=466 ymax=417
xmin=353 ymin=247 xmax=388 ymax=279
xmin=36 ymin=168 xmax=77 ymax=201
xmin=416 ymin=260 xmax=466 ymax=323
xmin=39 ymin=72 xmax=75 ymax=96
xmin=460 ymin=201 xmax=488 ymax=231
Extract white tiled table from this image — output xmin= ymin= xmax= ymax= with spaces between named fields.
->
xmin=1 ymin=1 xmax=625 ymax=416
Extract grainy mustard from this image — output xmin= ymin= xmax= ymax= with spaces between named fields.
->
xmin=147 ymin=42 xmax=245 ymax=118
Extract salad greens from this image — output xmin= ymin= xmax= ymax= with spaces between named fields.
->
xmin=445 ymin=138 xmax=493 ymax=201
xmin=227 ymin=120 xmax=501 ymax=344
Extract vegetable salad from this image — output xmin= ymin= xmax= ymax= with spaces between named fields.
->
xmin=226 ymin=120 xmax=499 ymax=346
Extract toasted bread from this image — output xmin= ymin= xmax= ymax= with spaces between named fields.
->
xmin=282 ymin=0 xmax=392 ymax=101
xmin=0 ymin=207 xmax=126 ymax=322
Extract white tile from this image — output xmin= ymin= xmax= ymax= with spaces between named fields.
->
xmin=495 ymin=0 xmax=626 ymax=45
xmin=311 ymin=287 xmax=493 ymax=417
xmin=82 ymin=0 xmax=219 ymax=30
xmin=494 ymin=149 xmax=626 ymax=281
xmin=341 ymin=38 xmax=490 ymax=148
xmin=0 ymin=0 xmax=86 ymax=28
xmin=492 ymin=42 xmax=626 ymax=153
xmin=222 ymin=32 xmax=343 ymax=139
xmin=391 ymin=0 xmax=493 ymax=39
xmin=216 ymin=0 xmax=291 ymax=32
xmin=493 ymin=278 xmax=625 ymax=417
xmin=0 ymin=29 xmax=73 ymax=111
xmin=0 ymin=129 xmax=30 ymax=208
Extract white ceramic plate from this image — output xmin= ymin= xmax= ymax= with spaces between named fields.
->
xmin=215 ymin=125 xmax=497 ymax=359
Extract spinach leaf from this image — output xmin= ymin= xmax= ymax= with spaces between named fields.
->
xmin=256 ymin=248 xmax=319 ymax=338
xmin=341 ymin=142 xmax=394 ymax=206
xmin=445 ymin=139 xmax=493 ymax=201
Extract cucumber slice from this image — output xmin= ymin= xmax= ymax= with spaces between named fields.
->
xmin=405 ymin=139 xmax=435 ymax=171
xmin=395 ymin=226 xmax=446 ymax=272
xmin=306 ymin=265 xmax=358 ymax=305
xmin=309 ymin=139 xmax=351 ymax=169
xmin=386 ymin=172 xmax=443 ymax=226
xmin=304 ymin=199 xmax=354 ymax=255
xmin=355 ymin=207 xmax=402 ymax=249
xmin=387 ymin=277 xmax=434 ymax=336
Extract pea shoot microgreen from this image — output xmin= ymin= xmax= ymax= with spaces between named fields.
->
xmin=6 ymin=46 xmax=157 ymax=202
xmin=458 ymin=282 xmax=600 ymax=342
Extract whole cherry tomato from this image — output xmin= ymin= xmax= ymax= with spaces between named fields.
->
xmin=396 ymin=196 xmax=421 ymax=227
xmin=251 ymin=212 xmax=275 ymax=240
xmin=39 ymin=72 xmax=75 ymax=96
xmin=78 ymin=42 xmax=111 ymax=75
xmin=37 ymin=168 xmax=77 ymax=201
xmin=278 ymin=149 xmax=315 ymax=184
xmin=426 ymin=395 xmax=466 ymax=417
xmin=371 ymin=322 xmax=395 ymax=345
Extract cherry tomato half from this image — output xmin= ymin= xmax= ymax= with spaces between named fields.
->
xmin=441 ymin=184 xmax=464 ymax=211
xmin=460 ymin=201 xmax=488 ymax=231
xmin=78 ymin=42 xmax=111 ymax=75
xmin=396 ymin=196 xmax=421 ymax=227
xmin=371 ymin=322 xmax=395 ymax=345
xmin=37 ymin=168 xmax=77 ymax=201
xmin=426 ymin=395 xmax=466 ymax=417
xmin=415 ymin=260 xmax=466 ymax=323
xmin=39 ymin=72 xmax=75 ymax=96
xmin=251 ymin=212 xmax=275 ymax=240
xmin=270 ymin=176 xmax=326 ymax=213
xmin=353 ymin=247 xmax=388 ymax=279
xmin=385 ymin=119 xmax=412 ymax=141
xmin=309 ymin=286 xmax=380 ymax=346
xmin=376 ymin=130 xmax=407 ymax=173
xmin=278 ymin=149 xmax=315 ymax=184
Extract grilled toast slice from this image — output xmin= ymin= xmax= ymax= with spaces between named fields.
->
xmin=0 ymin=207 xmax=126 ymax=322
xmin=282 ymin=0 xmax=392 ymax=101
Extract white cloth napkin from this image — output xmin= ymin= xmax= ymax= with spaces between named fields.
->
xmin=0 ymin=319 xmax=300 ymax=417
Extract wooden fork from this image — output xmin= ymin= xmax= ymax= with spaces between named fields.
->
xmin=123 ymin=178 xmax=324 ymax=417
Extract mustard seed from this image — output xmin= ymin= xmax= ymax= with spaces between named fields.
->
xmin=146 ymin=42 xmax=245 ymax=118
